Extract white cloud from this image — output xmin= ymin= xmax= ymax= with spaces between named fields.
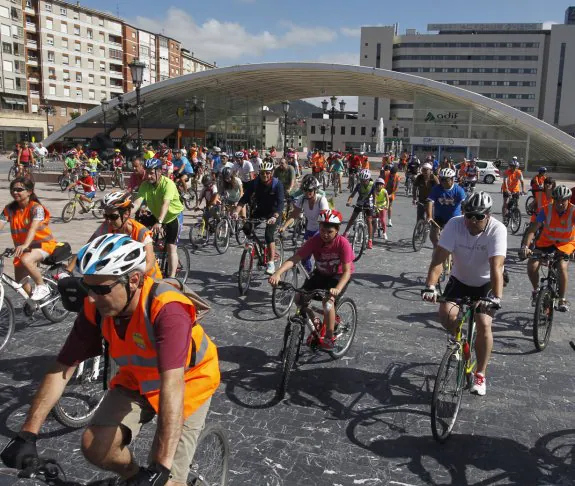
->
xmin=542 ymin=20 xmax=560 ymax=29
xmin=340 ymin=27 xmax=361 ymax=38
xmin=131 ymin=8 xmax=336 ymax=63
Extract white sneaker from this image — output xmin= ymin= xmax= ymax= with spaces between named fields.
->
xmin=265 ymin=262 xmax=275 ymax=275
xmin=383 ymin=233 xmax=388 ymax=241
xmin=31 ymin=284 xmax=51 ymax=301
xmin=470 ymin=372 xmax=486 ymax=396
xmin=388 ymin=220 xmax=393 ymax=227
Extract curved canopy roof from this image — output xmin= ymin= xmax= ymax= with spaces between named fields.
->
xmin=45 ymin=62 xmax=575 ymax=161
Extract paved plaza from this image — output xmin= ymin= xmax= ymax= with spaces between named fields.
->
xmin=0 ymin=165 xmax=574 ymax=485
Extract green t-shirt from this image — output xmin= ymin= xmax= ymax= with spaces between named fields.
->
xmin=143 ymin=150 xmax=155 ymax=160
xmin=65 ymin=157 xmax=77 ymax=169
xmin=138 ymin=175 xmax=184 ymax=224
xmin=88 ymin=157 xmax=99 ymax=171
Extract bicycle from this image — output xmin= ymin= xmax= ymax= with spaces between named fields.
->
xmin=330 ymin=171 xmax=342 ymax=196
xmin=0 ymin=423 xmax=229 ymax=485
xmin=347 ymin=170 xmax=356 ymax=192
xmin=61 ymin=189 xmax=104 ymax=223
xmin=274 ymin=281 xmax=357 ymax=399
xmin=8 ymin=162 xmax=35 ymax=182
xmin=0 ymin=246 xmax=71 ymax=353
xmin=503 ymin=193 xmax=522 ymax=234
xmin=525 ymin=189 xmax=536 ymax=215
xmin=58 ymin=167 xmax=80 ymax=191
xmin=430 ymin=295 xmax=498 ymax=443
xmin=91 ymin=171 xmax=107 ymax=191
xmin=175 ymin=175 xmax=197 ymax=210
xmin=109 ymin=166 xmax=125 ymax=189
xmin=237 ymin=219 xmax=284 ymax=296
xmin=530 ymin=250 xmax=567 ymax=352
xmin=153 ymin=227 xmax=190 ymax=284
xmin=404 ymin=173 xmax=415 ymax=197
xmin=347 ymin=204 xmax=369 ymax=262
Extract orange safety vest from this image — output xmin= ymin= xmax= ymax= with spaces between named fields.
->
xmin=537 ymin=202 xmax=575 ymax=254
xmin=91 ymin=219 xmax=162 ymax=279
xmin=384 ymin=172 xmax=400 ymax=195
xmin=83 ymin=278 xmax=220 ymax=418
xmin=531 ymin=174 xmax=546 ymax=189
xmin=3 ymin=201 xmax=57 ymax=262
xmin=360 ymin=156 xmax=370 ymax=170
xmin=530 ymin=192 xmax=553 ymax=223
xmin=312 ymin=157 xmax=325 ymax=172
xmin=503 ymin=169 xmax=522 ymax=193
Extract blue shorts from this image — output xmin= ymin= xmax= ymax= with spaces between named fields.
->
xmin=85 ymin=191 xmax=96 ymax=199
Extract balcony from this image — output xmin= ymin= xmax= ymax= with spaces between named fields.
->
xmin=24 ymin=7 xmax=36 ymax=15
xmin=25 ymin=22 xmax=36 ymax=33
xmin=26 ymin=57 xmax=38 ymax=66
xmin=109 ymin=70 xmax=123 ymax=79
xmin=27 ymin=76 xmax=39 ymax=83
xmin=26 ymin=39 xmax=38 ymax=49
xmin=29 ymin=90 xmax=40 ymax=98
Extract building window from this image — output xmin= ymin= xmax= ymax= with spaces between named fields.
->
xmin=132 ymin=32 xmax=136 ymax=38
xmin=75 ymin=57 xmax=81 ymax=67
xmin=361 ymin=127 xmax=366 ymax=136
xmin=341 ymin=126 xmax=345 ymax=135
xmin=88 ymin=74 xmax=94 ymax=84
xmin=76 ymin=72 xmax=82 ymax=82
xmin=310 ymin=126 xmax=316 ymax=134
xmin=99 ymin=32 xmax=104 ymax=42
xmin=60 ymin=106 xmax=66 ymax=116
xmin=46 ymin=35 xmax=54 ymax=46
xmin=87 ymin=44 xmax=93 ymax=54
xmin=45 ymin=3 xmax=52 ymax=12
xmin=62 ymin=38 xmax=68 ymax=48
xmin=48 ymin=67 xmax=55 ymax=78
xmin=74 ymin=25 xmax=80 ymax=35
xmin=60 ymin=22 xmax=67 ymax=33
xmin=89 ymin=90 xmax=95 ymax=100
xmin=63 ymin=70 xmax=70 ymax=80
xmin=75 ymin=41 xmax=81 ymax=51
xmin=99 ymin=18 xmax=104 ymax=26
xmin=99 ymin=61 xmax=106 ymax=71
xmin=87 ymin=29 xmax=92 ymax=39
xmin=62 ymin=54 xmax=69 ymax=65
xmin=76 ymin=88 xmax=82 ymax=98
xmin=60 ymin=7 xmax=67 ymax=16
xmin=351 ymin=126 xmax=356 ymax=135
xmin=64 ymin=86 xmax=70 ymax=97
xmin=46 ymin=18 xmax=53 ymax=29
xmin=49 ymin=84 xmax=56 ymax=95
xmin=88 ymin=59 xmax=94 ymax=69
xmin=100 ymin=76 xmax=106 ymax=86
xmin=2 ymin=42 xmax=11 ymax=54
xmin=46 ymin=50 xmax=55 ymax=62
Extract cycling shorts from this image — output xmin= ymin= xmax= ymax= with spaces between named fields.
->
xmin=243 ymin=219 xmax=280 ymax=245
xmin=353 ymin=203 xmax=374 ymax=217
xmin=503 ymin=191 xmax=520 ymax=199
xmin=85 ymin=191 xmax=96 ymax=199
xmin=174 ymin=171 xmax=193 ymax=180
xmin=163 ymin=213 xmax=184 ymax=245
xmin=533 ymin=245 xmax=572 ymax=258
xmin=442 ymin=276 xmax=491 ymax=301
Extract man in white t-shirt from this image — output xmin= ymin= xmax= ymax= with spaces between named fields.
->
xmin=250 ymin=152 xmax=262 ymax=174
xmin=236 ymin=155 xmax=254 ymax=185
xmin=422 ymin=192 xmax=506 ymax=396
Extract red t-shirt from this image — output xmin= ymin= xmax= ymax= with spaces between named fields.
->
xmin=296 ymin=233 xmax=355 ymax=275
xmin=57 ymin=302 xmax=192 ymax=372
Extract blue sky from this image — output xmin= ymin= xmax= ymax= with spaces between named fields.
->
xmin=83 ymin=0 xmax=568 ymax=65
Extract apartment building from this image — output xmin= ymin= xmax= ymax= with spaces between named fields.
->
xmin=181 ymin=49 xmax=216 ymax=75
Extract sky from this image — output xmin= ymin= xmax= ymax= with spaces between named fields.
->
xmin=82 ymin=0 xmax=569 ymax=109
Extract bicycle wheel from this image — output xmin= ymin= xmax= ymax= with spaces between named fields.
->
xmin=176 ymin=246 xmax=191 ymax=283
xmin=525 ymin=195 xmax=535 ymax=215
xmin=277 ymin=319 xmax=303 ymax=400
xmin=183 ymin=190 xmax=195 ymax=210
xmin=271 ymin=267 xmax=298 ymax=318
xmin=509 ymin=208 xmax=521 ymax=234
xmin=187 ymin=423 xmax=230 ymax=486
xmin=330 ymin=297 xmax=357 ymax=359
xmin=41 ymin=273 xmax=70 ymax=323
xmin=291 ymin=218 xmax=305 ymax=246
xmin=273 ymin=235 xmax=284 ymax=266
xmin=214 ymin=219 xmax=231 ymax=255
xmin=97 ymin=175 xmax=106 ymax=191
xmin=237 ymin=248 xmax=254 ymax=296
xmin=52 ymin=353 xmax=117 ymax=429
xmin=91 ymin=199 xmax=104 ymax=219
xmin=234 ymin=218 xmax=247 ymax=245
xmin=0 ymin=295 xmax=15 ymax=354
xmin=533 ymin=288 xmax=554 ymax=352
xmin=60 ymin=177 xmax=70 ymax=192
xmin=118 ymin=173 xmax=125 ymax=190
xmin=430 ymin=346 xmax=465 ymax=443
xmin=61 ymin=202 xmax=76 ymax=223
xmin=7 ymin=166 xmax=16 ymax=182
xmin=350 ymin=222 xmax=366 ymax=262
xmin=110 ymin=173 xmax=117 ymax=187
xmin=189 ymin=221 xmax=210 ymax=248
xmin=412 ymin=219 xmax=428 ymax=252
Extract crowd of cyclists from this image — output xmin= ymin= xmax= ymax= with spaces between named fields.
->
xmin=1 ymin=140 xmax=575 ymax=485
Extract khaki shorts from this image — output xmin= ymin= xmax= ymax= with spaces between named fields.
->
xmin=91 ymin=386 xmax=211 ymax=483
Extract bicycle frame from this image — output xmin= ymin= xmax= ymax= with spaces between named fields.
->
xmin=453 ymin=304 xmax=477 ymax=384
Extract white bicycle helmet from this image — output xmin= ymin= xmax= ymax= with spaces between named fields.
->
xmin=359 ymin=169 xmax=371 ymax=180
xmin=552 ymin=185 xmax=572 ymax=201
xmin=234 ymin=151 xmax=244 ymax=158
xmin=439 ymin=168 xmax=456 ymax=179
xmin=260 ymin=160 xmax=274 ymax=172
xmin=102 ymin=191 xmax=132 ymax=210
xmin=318 ymin=209 xmax=343 ymax=224
xmin=76 ymin=234 xmax=147 ymax=276
xmin=463 ymin=191 xmax=493 ymax=214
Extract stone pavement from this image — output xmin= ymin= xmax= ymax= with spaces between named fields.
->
xmin=0 ymin=172 xmax=574 ymax=485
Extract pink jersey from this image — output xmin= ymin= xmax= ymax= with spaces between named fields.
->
xmin=296 ymin=234 xmax=355 ymax=275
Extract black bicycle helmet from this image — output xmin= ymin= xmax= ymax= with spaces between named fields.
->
xmin=302 ymin=176 xmax=320 ymax=192
xmin=201 ymin=174 xmax=213 ymax=186
xmin=221 ymin=167 xmax=233 ymax=182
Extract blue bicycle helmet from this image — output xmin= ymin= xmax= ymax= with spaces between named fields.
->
xmin=143 ymin=158 xmax=163 ymax=170
xmin=538 ymin=166 xmax=547 ymax=173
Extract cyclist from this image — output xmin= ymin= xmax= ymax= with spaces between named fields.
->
xmin=128 ymin=158 xmax=145 ymax=193
xmin=250 ymin=151 xmax=263 ymax=173
xmin=111 ymin=148 xmax=125 ymax=176
xmin=63 ymin=148 xmax=80 ymax=179
xmin=0 ymin=177 xmax=57 ymax=301
xmin=462 ymin=157 xmax=479 ymax=194
xmin=530 ymin=167 xmax=547 ymax=193
xmin=359 ymin=152 xmax=369 ymax=170
xmin=383 ymin=165 xmax=401 ymax=227
xmin=343 ymin=168 xmax=375 ymax=249
xmin=269 ymin=209 xmax=354 ymax=351
xmin=66 ymin=166 xmax=96 ymax=209
xmin=521 ymin=185 xmax=575 ymax=312
xmin=373 ymin=178 xmax=389 ymax=241
xmin=311 ymin=151 xmax=326 ymax=184
xmin=133 ymin=158 xmax=184 ymax=279
xmin=195 ymin=174 xmax=221 ymax=225
xmin=502 ymin=158 xmax=525 ymax=220
xmin=405 ymin=155 xmax=421 ymax=191
xmin=219 ymin=166 xmax=243 ymax=208
xmin=457 ymin=158 xmax=468 ymax=182
xmin=527 ymin=177 xmax=555 ymax=227
xmin=328 ymin=152 xmax=345 ymax=193
xmin=439 ymin=156 xmax=455 ymax=171
xmin=412 ymin=162 xmax=439 ymax=220
xmin=232 ymin=160 xmax=284 ymax=275
xmin=172 ymin=148 xmax=194 ymax=195
xmin=17 ymin=141 xmax=35 ymax=175
xmin=0 ymin=235 xmax=220 ymax=485
xmin=210 ymin=146 xmax=222 ymax=176
xmin=66 ymin=192 xmax=162 ymax=279
xmin=426 ymin=168 xmax=466 ymax=248
xmin=274 ymin=157 xmax=296 ymax=195
xmin=281 ymin=176 xmax=329 ymax=271
xmin=235 ymin=152 xmax=255 ymax=187
xmin=347 ymin=150 xmax=362 ymax=189
xmin=422 ymin=192 xmax=506 ymax=396
xmin=87 ymin=151 xmax=104 ymax=175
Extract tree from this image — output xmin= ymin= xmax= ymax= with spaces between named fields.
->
xmin=70 ymin=111 xmax=81 ymax=120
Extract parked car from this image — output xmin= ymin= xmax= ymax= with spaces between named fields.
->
xmin=455 ymin=160 xmax=500 ymax=184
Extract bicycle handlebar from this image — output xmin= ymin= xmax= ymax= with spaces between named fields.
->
xmin=275 ymin=281 xmax=331 ymax=299
xmin=529 ymin=250 xmax=568 ymax=262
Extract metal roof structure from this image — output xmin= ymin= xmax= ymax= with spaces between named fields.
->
xmin=44 ymin=62 xmax=575 ymax=162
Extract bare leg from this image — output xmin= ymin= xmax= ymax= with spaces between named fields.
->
xmin=438 ymin=301 xmax=460 ymax=335
xmin=527 ymin=260 xmax=540 ymax=290
xmin=475 ymin=313 xmax=493 ymax=375
xmin=82 ymin=426 xmax=139 ymax=479
xmin=18 ymin=251 xmax=45 ymax=286
xmin=167 ymin=243 xmax=179 ymax=278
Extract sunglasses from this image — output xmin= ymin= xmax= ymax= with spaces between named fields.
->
xmin=464 ymin=212 xmax=487 ymax=221
xmin=80 ymin=279 xmax=122 ymax=296
xmin=104 ymin=213 xmax=121 ymax=221
xmin=11 ymin=187 xmax=26 ymax=193
xmin=260 ymin=171 xmax=272 ymax=175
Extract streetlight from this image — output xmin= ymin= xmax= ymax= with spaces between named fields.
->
xmin=281 ymin=100 xmax=290 ymax=155
xmin=101 ymin=98 xmax=109 ymax=133
xmin=39 ymin=99 xmax=55 ymax=138
xmin=321 ymin=96 xmax=346 ymax=151
xmin=320 ymin=124 xmax=327 ymax=151
xmin=185 ymin=96 xmax=205 ymax=147
xmin=129 ymin=59 xmax=146 ymax=155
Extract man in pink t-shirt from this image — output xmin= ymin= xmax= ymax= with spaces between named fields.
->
xmin=269 ymin=209 xmax=354 ymax=350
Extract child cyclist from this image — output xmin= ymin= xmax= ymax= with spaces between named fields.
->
xmin=343 ymin=168 xmax=375 ymax=249
xmin=66 ymin=166 xmax=96 ymax=209
xmin=373 ymin=178 xmax=389 ymax=241
xmin=269 ymin=209 xmax=354 ymax=350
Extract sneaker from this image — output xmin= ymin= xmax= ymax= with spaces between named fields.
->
xmin=387 ymin=220 xmax=393 ymax=227
xmin=531 ymin=288 xmax=540 ymax=307
xmin=265 ymin=262 xmax=275 ymax=275
xmin=30 ymin=284 xmax=51 ymax=301
xmin=557 ymin=299 xmax=569 ymax=312
xmin=382 ymin=233 xmax=388 ymax=241
xmin=319 ymin=336 xmax=335 ymax=351
xmin=470 ymin=372 xmax=486 ymax=396
xmin=367 ymin=240 xmax=373 ymax=249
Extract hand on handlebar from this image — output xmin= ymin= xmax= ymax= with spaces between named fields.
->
xmin=478 ymin=294 xmax=501 ymax=312
xmin=268 ymin=273 xmax=281 ymax=287
xmin=125 ymin=462 xmax=170 ymax=486
xmin=421 ymin=285 xmax=439 ymax=303
xmin=13 ymin=245 xmax=29 ymax=259
xmin=518 ymin=247 xmax=532 ymax=260
xmin=267 ymin=216 xmax=277 ymax=225
xmin=0 ymin=432 xmax=38 ymax=469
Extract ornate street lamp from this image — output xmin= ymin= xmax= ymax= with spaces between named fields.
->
xmin=281 ymin=100 xmax=290 ymax=155
xmin=101 ymin=98 xmax=109 ymax=133
xmin=129 ymin=59 xmax=146 ymax=155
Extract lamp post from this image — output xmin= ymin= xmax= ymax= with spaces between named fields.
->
xmin=320 ymin=124 xmax=326 ymax=151
xmin=129 ymin=59 xmax=146 ymax=155
xmin=39 ymin=99 xmax=55 ymax=138
xmin=321 ymin=96 xmax=346 ymax=151
xmin=281 ymin=100 xmax=290 ymax=156
xmin=186 ymin=96 xmax=206 ymax=146
xmin=100 ymin=98 xmax=109 ymax=134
